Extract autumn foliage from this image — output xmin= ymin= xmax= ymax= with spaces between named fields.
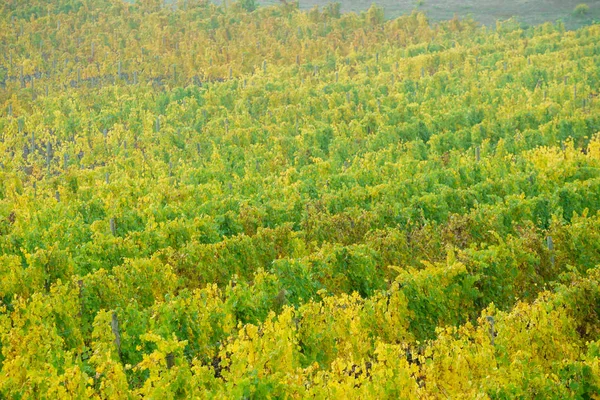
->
xmin=1 ymin=0 xmax=600 ymax=398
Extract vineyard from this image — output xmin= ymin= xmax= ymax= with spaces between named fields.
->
xmin=1 ymin=0 xmax=600 ymax=398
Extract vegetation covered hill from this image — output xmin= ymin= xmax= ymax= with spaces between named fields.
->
xmin=231 ymin=0 xmax=600 ymax=30
xmin=1 ymin=0 xmax=600 ymax=398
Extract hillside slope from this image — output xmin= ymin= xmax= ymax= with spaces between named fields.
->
xmin=0 ymin=1 xmax=600 ymax=398
xmin=222 ymin=0 xmax=600 ymax=29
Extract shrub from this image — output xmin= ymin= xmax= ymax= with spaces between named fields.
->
xmin=239 ymin=0 xmax=257 ymax=12
xmin=574 ymin=3 xmax=590 ymax=16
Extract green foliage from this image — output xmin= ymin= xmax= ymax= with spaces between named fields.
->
xmin=324 ymin=2 xmax=341 ymax=19
xmin=0 ymin=0 xmax=600 ymax=397
xmin=238 ymin=0 xmax=257 ymax=13
xmin=574 ymin=3 xmax=590 ymax=16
